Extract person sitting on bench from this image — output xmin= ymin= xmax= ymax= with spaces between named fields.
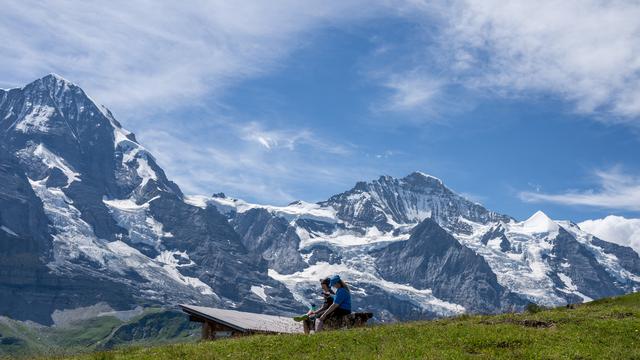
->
xmin=316 ymin=274 xmax=351 ymax=332
xmin=298 ymin=277 xmax=335 ymax=334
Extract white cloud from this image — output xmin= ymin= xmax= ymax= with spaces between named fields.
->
xmin=579 ymin=216 xmax=640 ymax=255
xmin=374 ymin=150 xmax=398 ymax=159
xmin=0 ymin=0 xmax=382 ymax=114
xmin=430 ymin=0 xmax=640 ymax=122
xmin=380 ymin=72 xmax=444 ymax=112
xmin=4 ymin=0 xmax=638 ymax=205
xmin=239 ymin=122 xmax=349 ymax=155
xmin=519 ymin=169 xmax=640 ymax=211
xmin=4 ymin=0 xmax=640 ymax=124
xmin=368 ymin=1 xmax=640 ymax=122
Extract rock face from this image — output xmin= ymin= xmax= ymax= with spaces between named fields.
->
xmin=375 ymin=219 xmax=523 ymax=313
xmin=589 ymin=236 xmax=640 ymax=275
xmin=233 ymin=208 xmax=307 ymax=275
xmin=548 ymin=229 xmax=620 ymax=299
xmin=1 ymin=75 xmax=639 ymax=327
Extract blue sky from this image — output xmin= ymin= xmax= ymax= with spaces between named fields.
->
xmin=1 ymin=1 xmax=640 ymax=222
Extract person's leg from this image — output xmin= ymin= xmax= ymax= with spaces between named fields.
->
xmin=303 ymin=319 xmax=311 ymax=334
xmin=312 ymin=310 xmax=325 ymax=332
xmin=325 ymin=308 xmax=351 ymax=329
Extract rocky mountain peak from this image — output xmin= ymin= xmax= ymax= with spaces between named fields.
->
xmin=402 ymin=171 xmax=444 ymax=187
xmin=37 ymin=72 xmax=76 ymax=87
xmin=372 ymin=171 xmax=445 ymax=192
xmin=321 ymin=172 xmax=510 ymax=231
xmin=1 ymin=73 xmax=112 ymax=141
xmin=22 ymin=73 xmax=87 ymax=109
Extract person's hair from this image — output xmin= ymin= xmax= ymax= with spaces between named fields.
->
xmin=337 ymin=279 xmax=350 ymax=292
xmin=320 ymin=278 xmax=335 ymax=294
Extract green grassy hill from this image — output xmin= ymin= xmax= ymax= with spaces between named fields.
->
xmin=48 ymin=292 xmax=640 ymax=360
xmin=0 ymin=309 xmax=198 ymax=358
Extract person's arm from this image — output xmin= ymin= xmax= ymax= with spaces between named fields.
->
xmin=315 ymin=295 xmax=333 ymax=314
xmin=319 ymin=303 xmax=339 ymax=321
xmin=321 ymin=288 xmax=346 ymax=320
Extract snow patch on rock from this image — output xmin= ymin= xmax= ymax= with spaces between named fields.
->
xmin=561 ymin=222 xmax=640 ymax=284
xmin=135 ymin=156 xmax=158 ymax=188
xmin=298 ymin=226 xmax=409 ymax=249
xmin=103 ymin=196 xmax=171 ymax=248
xmin=185 ymin=195 xmax=338 ymax=223
xmin=269 ymin=261 xmax=464 ymax=316
xmin=28 ymin=178 xmax=216 ymax=299
xmin=106 ymin=240 xmax=217 ymax=297
xmin=155 ymin=250 xmax=194 ymax=267
xmin=557 ymin=273 xmax=592 ymax=303
xmin=455 ymin=217 xmax=565 ymax=306
xmin=29 ymin=178 xmax=111 ymax=266
xmin=32 ymin=144 xmax=81 ymax=186
xmin=250 ymin=285 xmax=269 ymax=302
xmin=518 ymin=211 xmax=559 ymax=236
xmin=15 ymin=105 xmax=55 ymax=133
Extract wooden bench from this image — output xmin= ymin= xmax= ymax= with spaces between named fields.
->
xmin=323 ymin=312 xmax=373 ymax=330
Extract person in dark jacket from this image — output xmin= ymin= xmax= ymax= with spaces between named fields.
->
xmin=301 ymin=277 xmax=334 ymax=334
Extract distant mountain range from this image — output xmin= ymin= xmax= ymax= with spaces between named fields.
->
xmin=1 ymin=74 xmax=639 ymax=327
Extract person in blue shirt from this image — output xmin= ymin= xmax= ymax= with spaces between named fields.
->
xmin=316 ymin=274 xmax=351 ymax=332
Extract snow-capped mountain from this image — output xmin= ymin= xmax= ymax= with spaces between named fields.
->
xmin=0 ymin=75 xmax=294 ymax=324
xmin=203 ymin=176 xmax=639 ymax=320
xmin=319 ymin=172 xmax=511 ymax=232
xmin=1 ymin=75 xmax=639 ymax=326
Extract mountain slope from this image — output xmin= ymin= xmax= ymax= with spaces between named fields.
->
xmin=375 ymin=218 xmax=523 ymax=313
xmin=0 ymin=308 xmax=198 ymax=358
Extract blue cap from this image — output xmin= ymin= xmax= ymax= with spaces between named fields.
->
xmin=329 ymin=275 xmax=341 ymax=287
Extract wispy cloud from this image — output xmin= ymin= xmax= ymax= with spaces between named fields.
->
xmin=239 ymin=122 xmax=350 ymax=155
xmin=519 ymin=168 xmax=640 ymax=211
xmin=137 ymin=119 xmax=363 ymax=204
xmin=380 ymin=72 xmax=444 ymax=112
xmin=367 ymin=1 xmax=640 ymax=123
xmin=428 ymin=0 xmax=640 ymax=122
xmin=4 ymin=0 xmax=640 ymax=124
xmin=0 ymin=0 xmax=382 ymax=114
